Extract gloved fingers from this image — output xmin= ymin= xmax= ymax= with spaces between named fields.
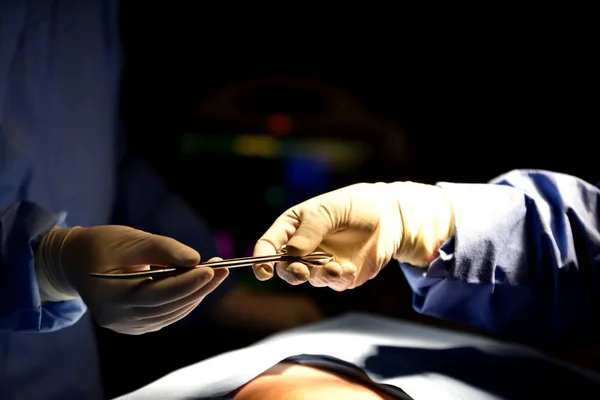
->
xmin=305 ymin=261 xmax=340 ymax=287
xmin=252 ymin=240 xmax=280 ymax=281
xmin=116 ymin=299 xmax=202 ymax=335
xmin=129 ymin=231 xmax=201 ymax=268
xmin=132 ymin=298 xmax=201 ymax=328
xmin=148 ymin=299 xmax=201 ymax=332
xmin=328 ymin=262 xmax=358 ymax=292
xmin=276 ymin=260 xmax=310 ymax=285
xmin=126 ymin=266 xmax=213 ymax=307
xmin=306 ymin=261 xmax=339 ymax=286
xmin=306 ymin=261 xmax=356 ymax=291
xmin=285 ymin=209 xmax=332 ymax=257
xmin=109 ymin=266 xmax=228 ymax=334
xmin=127 ymin=273 xmax=221 ymax=320
xmin=193 ymin=266 xmax=229 ymax=296
xmin=252 ymin=208 xmax=334 ymax=280
xmin=126 ymin=260 xmax=228 ymax=307
xmin=252 ymin=212 xmax=301 ymax=280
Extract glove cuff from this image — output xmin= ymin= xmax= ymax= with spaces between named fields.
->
xmin=390 ymin=182 xmax=455 ymax=267
xmin=35 ymin=227 xmax=81 ymax=302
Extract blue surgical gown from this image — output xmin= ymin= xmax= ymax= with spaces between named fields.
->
xmin=0 ymin=1 xmax=229 ymax=399
xmin=402 ymin=169 xmax=600 ymax=346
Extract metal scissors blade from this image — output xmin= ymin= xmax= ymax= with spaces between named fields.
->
xmin=88 ymin=246 xmax=335 ymax=280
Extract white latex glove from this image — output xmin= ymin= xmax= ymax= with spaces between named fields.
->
xmin=34 ymin=225 xmax=228 ymax=334
xmin=252 ymin=182 xmax=454 ymax=291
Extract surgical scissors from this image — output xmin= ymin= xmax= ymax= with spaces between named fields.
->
xmin=88 ymin=245 xmax=335 ymax=280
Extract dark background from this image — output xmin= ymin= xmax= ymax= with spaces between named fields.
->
xmin=96 ymin=4 xmax=597 ymax=398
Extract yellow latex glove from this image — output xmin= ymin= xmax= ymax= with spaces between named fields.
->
xmin=35 ymin=225 xmax=228 ymax=334
xmin=252 ymin=182 xmax=454 ymax=291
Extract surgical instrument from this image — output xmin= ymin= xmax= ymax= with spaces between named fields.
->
xmin=88 ymin=245 xmax=335 ymax=280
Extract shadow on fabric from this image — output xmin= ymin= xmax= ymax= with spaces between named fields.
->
xmin=364 ymin=345 xmax=600 ymax=399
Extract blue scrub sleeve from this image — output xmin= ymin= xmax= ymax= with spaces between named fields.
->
xmin=113 ymin=157 xmax=236 ymax=309
xmin=0 ymin=202 xmax=86 ymax=332
xmin=400 ymin=169 xmax=600 ymax=345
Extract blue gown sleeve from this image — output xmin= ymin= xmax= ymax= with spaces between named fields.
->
xmin=113 ymin=157 xmax=235 ymax=311
xmin=0 ymin=202 xmax=86 ymax=332
xmin=400 ymin=169 xmax=600 ymax=345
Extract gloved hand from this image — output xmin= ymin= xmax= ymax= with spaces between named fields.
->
xmin=252 ymin=182 xmax=455 ymax=291
xmin=34 ymin=225 xmax=228 ymax=334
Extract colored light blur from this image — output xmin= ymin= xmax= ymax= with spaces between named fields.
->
xmin=214 ymin=230 xmax=236 ymax=259
xmin=285 ymin=156 xmax=329 ymax=192
xmin=266 ymin=114 xmax=293 ymax=136
xmin=232 ymin=134 xmax=279 ymax=157
xmin=182 ymin=133 xmax=367 ymax=170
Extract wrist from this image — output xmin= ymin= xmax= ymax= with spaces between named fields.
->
xmin=34 ymin=226 xmax=81 ymax=302
xmin=389 ymin=181 xmax=455 ymax=267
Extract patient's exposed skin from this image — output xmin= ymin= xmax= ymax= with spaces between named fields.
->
xmin=230 ymin=362 xmax=397 ymax=400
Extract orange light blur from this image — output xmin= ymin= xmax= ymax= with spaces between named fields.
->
xmin=266 ymin=113 xmax=293 ymax=136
